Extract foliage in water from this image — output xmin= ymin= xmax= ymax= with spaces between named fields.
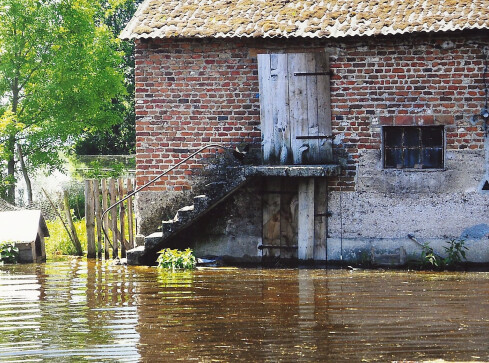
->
xmin=0 ymin=242 xmax=19 ymax=264
xmin=420 ymin=238 xmax=468 ymax=269
xmin=157 ymin=248 xmax=196 ymax=270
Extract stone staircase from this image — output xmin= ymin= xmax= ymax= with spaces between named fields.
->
xmin=126 ymin=168 xmax=249 ymax=265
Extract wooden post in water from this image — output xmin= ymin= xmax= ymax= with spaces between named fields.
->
xmin=127 ymin=178 xmax=134 ymax=249
xmin=85 ymin=179 xmax=96 ymax=258
xmin=84 ymin=177 xmax=136 ymax=260
xmin=101 ymin=179 xmax=110 ymax=259
xmin=118 ymin=178 xmax=126 ymax=256
xmin=109 ymin=178 xmax=118 ymax=259
xmin=314 ymin=178 xmax=327 ymax=261
xmin=94 ymin=181 xmax=102 ymax=258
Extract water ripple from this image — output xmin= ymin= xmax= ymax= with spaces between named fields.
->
xmin=0 ymin=261 xmax=488 ymax=362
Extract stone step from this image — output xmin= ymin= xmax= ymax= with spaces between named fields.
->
xmin=204 ymin=182 xmax=227 ymax=200
xmin=162 ymin=220 xmax=176 ymax=235
xmin=127 ymin=245 xmax=146 ymax=265
xmin=193 ymin=195 xmax=209 ymax=212
xmin=174 ymin=205 xmax=195 ymax=223
xmin=144 ymin=231 xmax=163 ymax=250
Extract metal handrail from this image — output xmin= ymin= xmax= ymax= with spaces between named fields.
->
xmin=101 ymin=143 xmax=230 ymax=252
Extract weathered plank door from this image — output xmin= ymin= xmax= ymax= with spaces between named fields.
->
xmin=262 ymin=177 xmax=328 ymax=261
xmin=262 ymin=178 xmax=299 ymax=259
xmin=258 ymin=52 xmax=332 ymax=165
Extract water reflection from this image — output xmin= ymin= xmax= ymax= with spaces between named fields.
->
xmin=0 ymin=259 xmax=140 ymax=361
xmin=0 ymin=260 xmax=488 ymax=362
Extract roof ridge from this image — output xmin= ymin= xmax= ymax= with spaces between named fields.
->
xmin=120 ymin=0 xmax=489 ymax=40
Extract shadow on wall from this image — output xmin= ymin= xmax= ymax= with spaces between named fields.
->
xmin=461 ymin=224 xmax=489 ymax=239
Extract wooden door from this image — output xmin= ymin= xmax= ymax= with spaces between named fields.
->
xmin=262 ymin=177 xmax=328 ymax=261
xmin=258 ymin=52 xmax=332 ymax=165
xmin=262 ymin=177 xmax=298 ymax=260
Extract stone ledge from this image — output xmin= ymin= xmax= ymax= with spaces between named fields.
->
xmin=244 ymin=165 xmax=341 ymax=177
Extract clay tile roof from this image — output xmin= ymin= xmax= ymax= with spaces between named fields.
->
xmin=120 ymin=0 xmax=489 ymax=40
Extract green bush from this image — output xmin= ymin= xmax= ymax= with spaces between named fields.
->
xmin=157 ymin=248 xmax=196 ymax=270
xmin=0 ymin=242 xmax=19 ymax=264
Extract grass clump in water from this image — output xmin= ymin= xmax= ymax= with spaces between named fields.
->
xmin=157 ymin=248 xmax=196 ymax=270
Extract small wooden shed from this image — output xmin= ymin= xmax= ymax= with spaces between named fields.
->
xmin=0 ymin=210 xmax=48 ymax=263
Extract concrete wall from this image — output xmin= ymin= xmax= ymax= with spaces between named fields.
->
xmin=327 ymin=148 xmax=489 ymax=263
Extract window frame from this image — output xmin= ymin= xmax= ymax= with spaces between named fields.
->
xmin=382 ymin=125 xmax=445 ymax=170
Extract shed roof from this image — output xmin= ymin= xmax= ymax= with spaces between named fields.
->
xmin=120 ymin=0 xmax=489 ymax=40
xmin=0 ymin=210 xmax=49 ymax=244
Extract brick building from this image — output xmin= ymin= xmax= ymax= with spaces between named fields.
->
xmin=121 ymin=0 xmax=489 ymax=265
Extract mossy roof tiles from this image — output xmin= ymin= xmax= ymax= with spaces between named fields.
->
xmin=120 ymin=0 xmax=489 ymax=40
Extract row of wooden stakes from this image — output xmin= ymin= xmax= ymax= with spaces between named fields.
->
xmin=84 ymin=178 xmax=136 ymax=259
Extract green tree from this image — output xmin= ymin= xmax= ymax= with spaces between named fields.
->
xmin=74 ymin=0 xmax=141 ymax=155
xmin=0 ymin=0 xmax=126 ymax=204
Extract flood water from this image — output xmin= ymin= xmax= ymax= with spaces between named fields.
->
xmin=0 ymin=259 xmax=488 ymax=362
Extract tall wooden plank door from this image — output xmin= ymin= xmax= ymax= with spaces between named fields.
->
xmin=261 ymin=177 xmax=329 ymax=261
xmin=258 ymin=52 xmax=332 ymax=165
xmin=258 ymin=54 xmax=290 ymax=164
xmin=261 ymin=178 xmax=298 ymax=260
xmin=315 ymin=53 xmax=333 ymax=162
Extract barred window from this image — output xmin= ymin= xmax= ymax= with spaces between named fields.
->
xmin=383 ymin=126 xmax=444 ymax=169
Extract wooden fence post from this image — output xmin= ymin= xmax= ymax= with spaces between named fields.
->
xmin=94 ymin=180 xmax=102 ymax=258
xmin=118 ymin=178 xmax=127 ymax=256
xmin=127 ymin=178 xmax=134 ymax=249
xmin=85 ymin=179 xmax=96 ymax=258
xmin=101 ymin=179 xmax=109 ymax=259
xmin=86 ymin=177 xmax=136 ymax=260
xmin=109 ymin=178 xmax=118 ymax=259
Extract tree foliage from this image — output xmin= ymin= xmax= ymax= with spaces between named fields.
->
xmin=74 ymin=0 xmax=142 ymax=155
xmin=0 ymin=0 xmax=126 ymax=203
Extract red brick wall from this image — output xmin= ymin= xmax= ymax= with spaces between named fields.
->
xmin=134 ymin=39 xmax=261 ymax=192
xmin=134 ymin=32 xmax=488 ymax=192
xmin=328 ymin=34 xmax=487 ymax=190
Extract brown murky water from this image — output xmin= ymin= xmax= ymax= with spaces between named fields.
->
xmin=0 ymin=259 xmax=488 ymax=362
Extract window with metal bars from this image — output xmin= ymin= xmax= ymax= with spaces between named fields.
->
xmin=383 ymin=126 xmax=444 ymax=169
